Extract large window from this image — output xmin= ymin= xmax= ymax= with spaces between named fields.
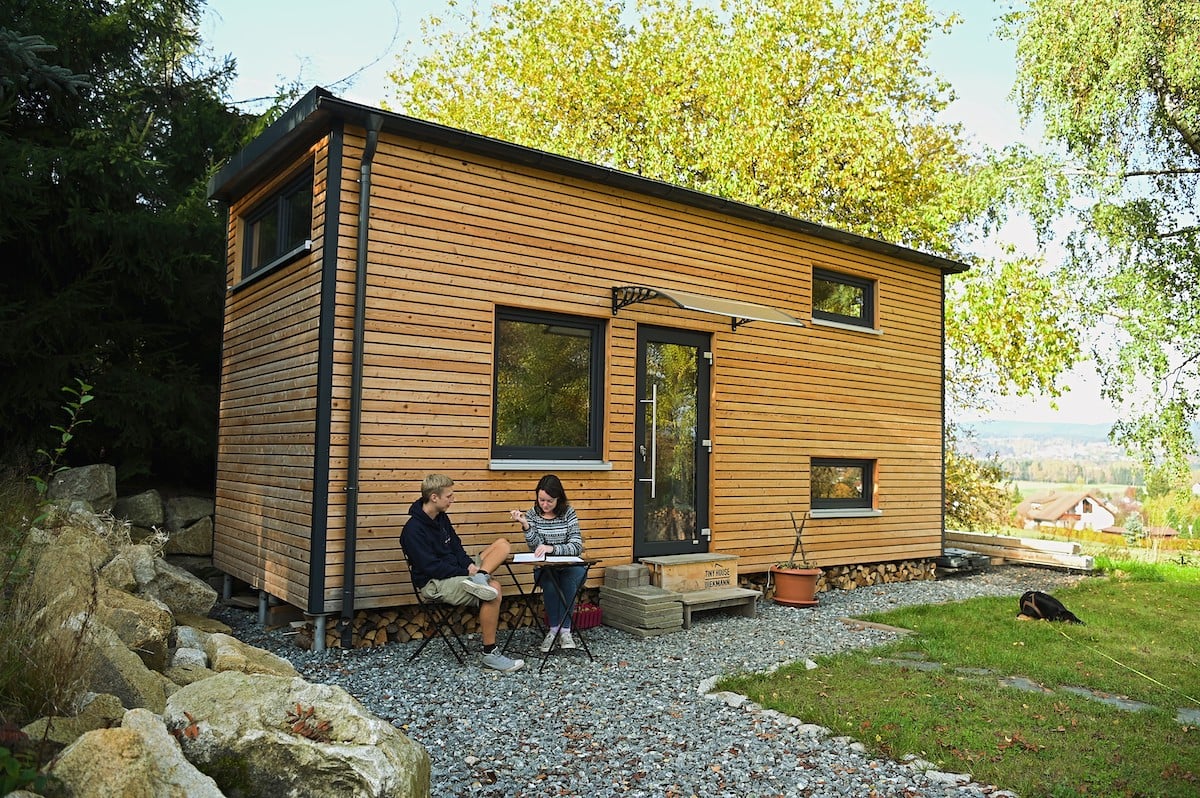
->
xmin=492 ymin=308 xmax=605 ymax=460
xmin=242 ymin=168 xmax=313 ymax=279
xmin=811 ymin=458 xmax=874 ymax=510
xmin=812 ymin=268 xmax=875 ymax=328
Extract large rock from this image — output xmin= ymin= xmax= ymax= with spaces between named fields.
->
xmin=112 ymin=489 xmax=166 ymax=542
xmin=95 ymin=586 xmax=174 ymax=671
xmin=25 ymin=532 xmax=106 ymax=623
xmin=174 ymin=614 xmax=231 ymax=635
xmin=49 ymin=707 xmax=223 ymax=797
xmin=165 ymin=660 xmax=217 ymax=687
xmin=173 ymin=625 xmax=212 ymax=651
xmin=102 ymin=545 xmax=217 ymax=616
xmin=165 ymin=496 xmax=214 ymax=532
xmin=47 ymin=464 xmax=117 ymax=513
xmin=21 ymin=692 xmax=125 ymax=749
xmin=206 ymin=633 xmax=299 ymax=677
xmin=165 ymin=672 xmax=430 ymax=798
xmin=164 ymin=515 xmax=214 ymax=556
xmin=99 ymin=544 xmax=157 ymax=593
xmin=112 ymin=489 xmax=165 ymax=528
xmin=74 ymin=617 xmax=168 ymax=713
xmin=172 ymin=646 xmax=209 ymax=669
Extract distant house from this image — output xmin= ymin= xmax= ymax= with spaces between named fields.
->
xmin=1016 ymin=490 xmax=1118 ymax=531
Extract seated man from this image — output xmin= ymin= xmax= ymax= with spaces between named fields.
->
xmin=400 ymin=474 xmax=524 ymax=673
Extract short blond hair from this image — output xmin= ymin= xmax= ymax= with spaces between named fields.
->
xmin=421 ymin=473 xmax=454 ymax=501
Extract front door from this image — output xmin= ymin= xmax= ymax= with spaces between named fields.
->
xmin=634 ymin=326 xmax=711 ymax=558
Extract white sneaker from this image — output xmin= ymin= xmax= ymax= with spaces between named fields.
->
xmin=539 ymin=631 xmax=557 ymax=653
xmin=558 ymin=629 xmax=576 ymax=649
xmin=481 ymin=651 xmax=524 ymax=673
xmin=461 ymin=573 xmax=499 ymax=601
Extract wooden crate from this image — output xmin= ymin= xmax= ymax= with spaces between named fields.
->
xmin=641 ymin=553 xmax=739 ymax=592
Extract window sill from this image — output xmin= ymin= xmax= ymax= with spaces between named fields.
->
xmin=228 ymin=240 xmax=313 ymax=293
xmin=489 ymin=459 xmax=613 ymax=471
xmin=810 ymin=508 xmax=883 ymax=519
xmin=810 ymin=318 xmax=883 ymax=336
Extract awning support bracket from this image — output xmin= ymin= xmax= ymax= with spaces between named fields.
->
xmin=612 ymin=285 xmax=658 ymax=315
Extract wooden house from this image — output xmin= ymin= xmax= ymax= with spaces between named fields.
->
xmin=207 ymin=88 xmax=967 ymax=634
xmin=1016 ymin=490 xmax=1119 ymax=531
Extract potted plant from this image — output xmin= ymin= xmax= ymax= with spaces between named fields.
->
xmin=770 ymin=511 xmax=821 ymax=607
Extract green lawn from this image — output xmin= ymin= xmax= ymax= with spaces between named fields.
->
xmin=719 ymin=567 xmax=1200 ymax=797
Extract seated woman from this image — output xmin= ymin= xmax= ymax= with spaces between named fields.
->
xmin=509 ymin=474 xmax=586 ymax=652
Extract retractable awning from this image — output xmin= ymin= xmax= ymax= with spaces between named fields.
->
xmin=611 ymin=285 xmax=806 ymax=331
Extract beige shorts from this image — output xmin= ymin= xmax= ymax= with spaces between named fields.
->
xmin=419 ymin=554 xmax=484 ymax=606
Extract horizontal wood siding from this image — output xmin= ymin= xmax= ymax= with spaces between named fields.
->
xmin=214 ymin=141 xmax=330 ymax=611
xmin=316 ymin=127 xmax=944 ymax=612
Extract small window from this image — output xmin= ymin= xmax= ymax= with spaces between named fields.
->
xmin=813 ymin=268 xmax=875 ymax=328
xmin=811 ymin=458 xmax=874 ymax=510
xmin=492 ymin=308 xmax=605 ymax=460
xmin=242 ymin=169 xmax=314 ymax=278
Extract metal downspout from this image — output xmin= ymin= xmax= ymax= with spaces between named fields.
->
xmin=940 ymin=272 xmax=947 ymax=556
xmin=342 ymin=114 xmax=383 ymax=648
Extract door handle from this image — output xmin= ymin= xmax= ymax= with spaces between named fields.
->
xmin=638 ymin=383 xmax=657 ymax=498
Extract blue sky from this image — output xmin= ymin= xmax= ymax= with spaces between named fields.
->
xmin=200 ymin=0 xmax=1114 ymax=426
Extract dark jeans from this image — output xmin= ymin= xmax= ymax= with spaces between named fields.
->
xmin=535 ymin=564 xmax=588 ymax=628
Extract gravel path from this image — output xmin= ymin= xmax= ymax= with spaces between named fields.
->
xmin=214 ymin=566 xmax=1090 ymax=797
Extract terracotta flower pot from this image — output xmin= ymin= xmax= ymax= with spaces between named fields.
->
xmin=770 ymin=565 xmax=821 ymax=607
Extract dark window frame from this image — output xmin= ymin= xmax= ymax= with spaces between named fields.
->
xmin=241 ymin=167 xmax=314 ymax=281
xmin=812 ymin=268 xmax=876 ymax=329
xmin=491 ymin=307 xmax=606 ymax=461
xmin=811 ymin=457 xmax=875 ymax=510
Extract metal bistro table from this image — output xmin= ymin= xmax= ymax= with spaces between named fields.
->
xmin=501 ymin=556 xmax=595 ymax=671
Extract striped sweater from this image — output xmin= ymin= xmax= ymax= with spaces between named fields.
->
xmin=523 ymin=505 xmax=584 ymax=557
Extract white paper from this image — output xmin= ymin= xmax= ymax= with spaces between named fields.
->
xmin=511 ymin=553 xmax=584 ymax=563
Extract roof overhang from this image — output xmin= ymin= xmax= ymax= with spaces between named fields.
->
xmin=612 ymin=285 xmax=805 ymax=331
xmin=210 ymin=87 xmax=971 ymax=276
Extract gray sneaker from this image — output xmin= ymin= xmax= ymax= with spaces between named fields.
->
xmin=482 ymin=650 xmax=525 ymax=673
xmin=539 ymin=630 xmax=557 ymax=653
xmin=558 ymin=629 xmax=576 ymax=649
xmin=461 ymin=572 xmax=499 ymax=601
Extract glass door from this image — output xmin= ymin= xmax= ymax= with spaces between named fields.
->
xmin=634 ymin=326 xmax=711 ymax=558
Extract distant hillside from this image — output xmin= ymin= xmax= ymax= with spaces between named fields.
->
xmin=961 ymin=420 xmax=1114 ymax=444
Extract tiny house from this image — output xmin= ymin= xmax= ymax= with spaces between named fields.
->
xmin=207 ymin=88 xmax=967 ymax=628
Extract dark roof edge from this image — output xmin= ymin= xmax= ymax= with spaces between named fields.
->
xmin=209 ymin=87 xmax=970 ymax=275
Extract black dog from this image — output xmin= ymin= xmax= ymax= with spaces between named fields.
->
xmin=1017 ymin=590 xmax=1084 ymax=625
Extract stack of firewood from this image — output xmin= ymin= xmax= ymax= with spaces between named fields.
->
xmin=741 ymin=558 xmax=936 ymax=597
xmin=820 ymin=559 xmax=935 ymax=590
xmin=309 ymin=593 xmax=584 ymax=651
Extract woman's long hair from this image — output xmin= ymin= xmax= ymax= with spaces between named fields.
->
xmin=535 ymin=473 xmax=569 ymax=514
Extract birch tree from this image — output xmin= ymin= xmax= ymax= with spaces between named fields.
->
xmin=1004 ymin=0 xmax=1200 ymax=489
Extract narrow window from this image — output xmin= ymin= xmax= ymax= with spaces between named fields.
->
xmin=811 ymin=458 xmax=874 ymax=510
xmin=813 ymin=268 xmax=875 ymax=328
xmin=242 ymin=169 xmax=314 ymax=279
xmin=492 ymin=308 xmax=605 ymax=460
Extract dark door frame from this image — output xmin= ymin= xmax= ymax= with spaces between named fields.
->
xmin=633 ymin=325 xmax=712 ymax=559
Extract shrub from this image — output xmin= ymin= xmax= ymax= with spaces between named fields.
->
xmin=0 ymin=468 xmax=96 ymax=757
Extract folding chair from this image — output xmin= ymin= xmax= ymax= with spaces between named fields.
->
xmin=403 ymin=550 xmax=469 ymax=664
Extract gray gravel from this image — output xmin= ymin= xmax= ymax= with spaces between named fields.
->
xmin=213 ymin=566 xmax=1090 ymax=797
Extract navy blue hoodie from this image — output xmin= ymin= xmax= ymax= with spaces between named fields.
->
xmin=400 ymin=498 xmax=471 ymax=589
